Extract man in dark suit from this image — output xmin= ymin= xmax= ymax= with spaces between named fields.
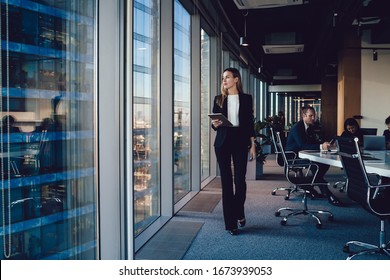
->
xmin=286 ymin=106 xmax=343 ymax=206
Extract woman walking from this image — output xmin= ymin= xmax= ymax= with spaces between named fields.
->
xmin=211 ymin=67 xmax=256 ymax=235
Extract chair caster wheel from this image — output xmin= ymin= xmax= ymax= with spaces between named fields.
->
xmin=275 ymin=211 xmax=281 ymax=217
xmin=343 ymin=245 xmax=350 ymax=253
xmin=284 ymin=195 xmax=290 ymax=200
xmin=316 ymin=223 xmax=322 ymax=229
xmin=272 ymin=190 xmax=276 ymax=195
xmin=281 ymin=219 xmax=287 ymax=226
xmin=328 ymin=215 xmax=334 ymax=222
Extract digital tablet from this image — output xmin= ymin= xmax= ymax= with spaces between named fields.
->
xmin=208 ymin=113 xmax=233 ymax=127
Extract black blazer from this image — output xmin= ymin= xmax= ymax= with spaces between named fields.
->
xmin=384 ymin=130 xmax=390 ymax=143
xmin=212 ymin=93 xmax=255 ymax=148
xmin=340 ymin=129 xmax=364 ymax=145
xmin=286 ymin=120 xmax=320 ymax=153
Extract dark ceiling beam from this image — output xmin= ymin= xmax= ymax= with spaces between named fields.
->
xmin=306 ymin=0 xmax=364 ymax=82
xmin=213 ymin=0 xmax=261 ymax=73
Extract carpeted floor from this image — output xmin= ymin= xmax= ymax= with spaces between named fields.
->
xmin=137 ymin=155 xmax=390 ymax=260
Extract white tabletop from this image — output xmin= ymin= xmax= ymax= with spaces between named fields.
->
xmin=299 ymin=150 xmax=390 ymax=177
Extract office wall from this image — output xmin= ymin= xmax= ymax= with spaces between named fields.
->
xmin=361 ymin=32 xmax=390 ymax=134
xmin=337 ymin=29 xmax=361 ymax=136
xmin=321 ymin=76 xmax=338 ymax=140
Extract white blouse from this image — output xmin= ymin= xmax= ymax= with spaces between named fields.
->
xmin=227 ymin=94 xmax=239 ymax=126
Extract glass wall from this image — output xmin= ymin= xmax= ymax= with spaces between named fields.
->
xmin=200 ymin=29 xmax=210 ymax=181
xmin=132 ymin=0 xmax=161 ymax=236
xmin=1 ymin=0 xmax=97 ymax=259
xmin=252 ymin=78 xmax=267 ymax=122
xmin=173 ymin=0 xmax=191 ymax=203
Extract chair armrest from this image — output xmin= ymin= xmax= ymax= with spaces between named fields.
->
xmin=287 ymin=158 xmax=311 ymax=167
xmin=286 ymin=162 xmax=320 ymax=185
xmin=370 ymin=183 xmax=390 ymax=189
xmin=290 ymin=157 xmax=311 ymax=163
xmin=366 ymin=173 xmax=383 ymax=186
xmin=284 ymin=151 xmax=297 ymax=159
xmin=288 ymin=162 xmax=317 ymax=175
xmin=369 ymin=181 xmax=390 ymax=199
xmin=288 ymin=162 xmax=312 ymax=168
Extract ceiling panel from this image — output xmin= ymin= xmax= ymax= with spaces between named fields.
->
xmin=215 ymin=0 xmax=390 ymax=86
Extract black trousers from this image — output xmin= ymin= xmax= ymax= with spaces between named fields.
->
xmin=215 ymin=129 xmax=248 ymax=230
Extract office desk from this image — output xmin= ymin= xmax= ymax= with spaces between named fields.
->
xmin=299 ymin=150 xmax=390 ymax=177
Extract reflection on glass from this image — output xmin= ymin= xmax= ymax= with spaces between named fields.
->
xmin=1 ymin=1 xmax=96 ymax=259
xmin=200 ymin=29 xmax=210 ymax=181
xmin=173 ymin=0 xmax=191 ymax=203
xmin=133 ymin=0 xmax=160 ymax=236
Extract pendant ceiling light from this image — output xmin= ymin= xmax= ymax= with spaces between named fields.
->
xmin=240 ymin=11 xmax=249 ymax=47
xmin=373 ymin=49 xmax=378 ymax=61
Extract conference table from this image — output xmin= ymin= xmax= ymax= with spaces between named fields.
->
xmin=299 ymin=150 xmax=390 ymax=177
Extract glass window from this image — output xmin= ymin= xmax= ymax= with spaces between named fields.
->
xmin=173 ymin=0 xmax=191 ymax=203
xmin=200 ymin=29 xmax=210 ymax=181
xmin=132 ymin=0 xmax=160 ymax=236
xmin=1 ymin=1 xmax=96 ymax=259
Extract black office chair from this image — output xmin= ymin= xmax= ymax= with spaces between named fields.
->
xmin=337 ymin=136 xmax=390 ymax=259
xmin=269 ymin=126 xmax=284 ymax=167
xmin=269 ymin=127 xmax=305 ymax=200
xmin=22 ymin=130 xmax=48 ymax=175
xmin=274 ymin=132 xmax=334 ymax=228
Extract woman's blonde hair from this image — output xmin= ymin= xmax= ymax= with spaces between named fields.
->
xmin=216 ymin=67 xmax=243 ymax=107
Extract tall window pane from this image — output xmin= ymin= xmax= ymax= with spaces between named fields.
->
xmin=173 ymin=0 xmax=191 ymax=203
xmin=133 ymin=0 xmax=160 ymax=236
xmin=1 ymin=1 xmax=97 ymax=259
xmin=200 ymin=29 xmax=210 ymax=181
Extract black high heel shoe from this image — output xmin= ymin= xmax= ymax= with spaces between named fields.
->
xmin=309 ymin=190 xmax=326 ymax=199
xmin=228 ymin=229 xmax=239 ymax=235
xmin=328 ymin=194 xmax=344 ymax=207
xmin=238 ymin=218 xmax=246 ymax=227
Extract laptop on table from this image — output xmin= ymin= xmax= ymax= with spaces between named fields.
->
xmin=363 ymin=135 xmax=386 ymax=151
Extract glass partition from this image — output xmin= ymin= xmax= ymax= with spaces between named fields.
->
xmin=132 ymin=0 xmax=161 ymax=236
xmin=1 ymin=0 xmax=97 ymax=259
xmin=200 ymin=29 xmax=210 ymax=181
xmin=173 ymin=0 xmax=191 ymax=203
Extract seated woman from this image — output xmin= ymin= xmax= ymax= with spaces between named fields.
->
xmin=383 ymin=115 xmax=390 ymax=150
xmin=340 ymin=118 xmax=364 ymax=146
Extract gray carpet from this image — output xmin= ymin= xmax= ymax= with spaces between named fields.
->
xmin=178 ymin=156 xmax=390 ymax=260
xmin=135 ymin=155 xmax=389 ymax=260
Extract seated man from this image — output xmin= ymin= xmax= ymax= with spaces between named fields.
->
xmin=286 ymin=106 xmax=343 ymax=206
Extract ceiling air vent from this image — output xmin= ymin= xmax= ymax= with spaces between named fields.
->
xmin=273 ymin=75 xmax=298 ymax=80
xmin=262 ymin=44 xmax=304 ymax=54
xmin=273 ymin=68 xmax=297 ymax=80
xmin=233 ymin=0 xmax=304 ymax=9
